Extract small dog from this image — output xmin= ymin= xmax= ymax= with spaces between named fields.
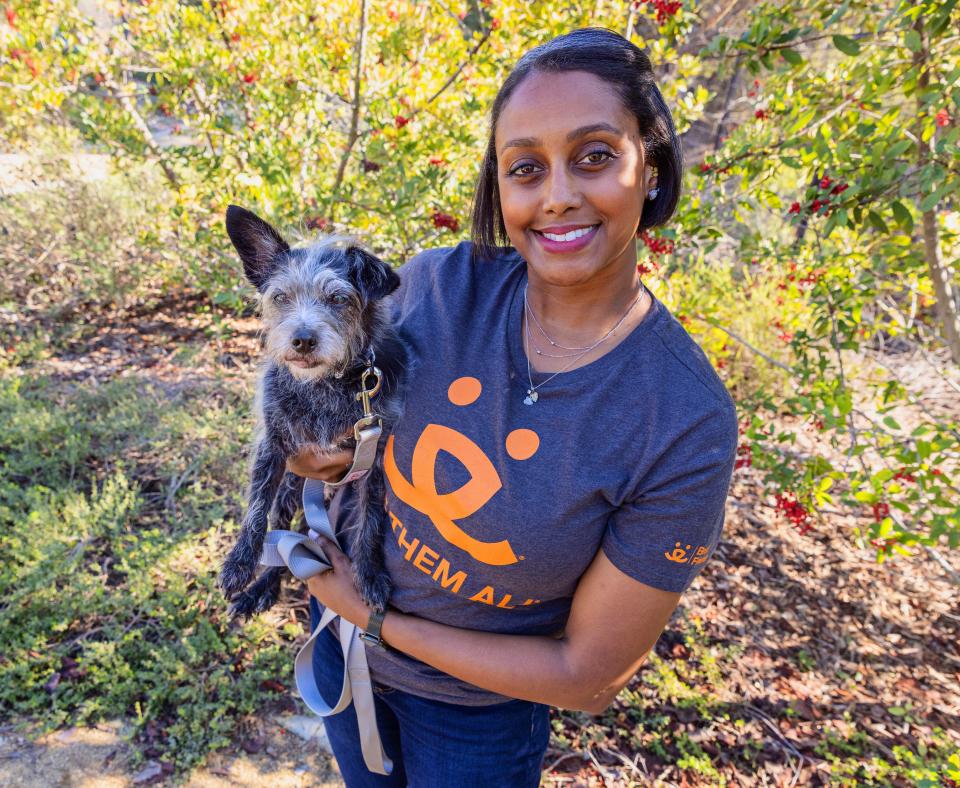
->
xmin=217 ymin=205 xmax=410 ymax=619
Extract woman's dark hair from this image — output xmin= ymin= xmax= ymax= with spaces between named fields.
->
xmin=470 ymin=27 xmax=683 ymax=264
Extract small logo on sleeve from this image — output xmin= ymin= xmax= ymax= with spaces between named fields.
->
xmin=665 ymin=543 xmax=709 ymax=565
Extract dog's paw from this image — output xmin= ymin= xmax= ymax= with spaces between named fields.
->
xmin=227 ymin=587 xmax=276 ymax=620
xmin=227 ymin=590 xmax=258 ymax=621
xmin=217 ymin=556 xmax=257 ymax=600
xmin=227 ymin=568 xmax=283 ymax=619
xmin=357 ymin=569 xmax=393 ymax=614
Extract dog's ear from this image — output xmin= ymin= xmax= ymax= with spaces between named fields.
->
xmin=225 ymin=205 xmax=290 ymax=291
xmin=346 ymin=246 xmax=401 ymax=302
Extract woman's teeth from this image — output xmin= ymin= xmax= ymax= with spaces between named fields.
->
xmin=540 ymin=225 xmax=598 ymax=242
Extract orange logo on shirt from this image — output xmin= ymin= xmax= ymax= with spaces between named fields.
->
xmin=664 ymin=543 xmax=709 ymax=565
xmin=384 ymin=376 xmax=540 ymax=566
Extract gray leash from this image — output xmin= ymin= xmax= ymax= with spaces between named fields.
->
xmin=258 ymin=479 xmax=393 ymax=776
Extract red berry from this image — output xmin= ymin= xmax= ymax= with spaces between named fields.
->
xmin=774 ymin=491 xmax=813 ymax=534
xmin=637 ymin=0 xmax=682 ymax=24
xmin=819 ymin=176 xmax=832 ymax=190
xmin=871 ymin=502 xmax=890 ymax=523
xmin=432 ymin=211 xmax=459 ymax=232
xmin=428 ymin=157 xmax=446 ymax=167
xmin=638 ymin=230 xmax=675 ymax=255
xmin=788 ymin=202 xmax=801 ymax=214
xmin=754 ymin=108 xmax=767 ymax=120
xmin=935 ymin=109 xmax=950 ymax=127
xmin=735 ymin=444 xmax=752 ymax=469
xmin=5 ymin=6 xmax=16 ymax=27
xmin=395 ymin=114 xmax=409 ymax=128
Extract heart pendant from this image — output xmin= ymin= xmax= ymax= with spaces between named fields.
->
xmin=524 ymin=390 xmax=538 ymax=405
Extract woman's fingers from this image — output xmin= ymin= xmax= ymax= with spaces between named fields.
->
xmin=285 ymin=445 xmax=356 ymax=482
xmin=314 ymin=534 xmax=347 ymax=566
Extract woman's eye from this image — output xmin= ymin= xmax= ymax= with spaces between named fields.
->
xmin=580 ymin=149 xmax=613 ymax=165
xmin=272 ymin=291 xmax=288 ymax=305
xmin=508 ymin=162 xmax=538 ymax=177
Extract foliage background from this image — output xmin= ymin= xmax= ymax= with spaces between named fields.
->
xmin=1 ymin=0 xmax=958 ymax=784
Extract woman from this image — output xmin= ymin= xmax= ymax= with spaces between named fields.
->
xmin=287 ymin=26 xmax=738 ymax=787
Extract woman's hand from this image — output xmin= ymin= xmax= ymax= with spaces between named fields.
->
xmin=286 ymin=444 xmax=355 ymax=482
xmin=305 ymin=533 xmax=373 ymax=629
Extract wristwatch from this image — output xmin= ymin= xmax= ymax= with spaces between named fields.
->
xmin=359 ymin=607 xmax=391 ymax=651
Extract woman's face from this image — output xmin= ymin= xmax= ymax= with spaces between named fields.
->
xmin=495 ymin=69 xmax=655 ymax=288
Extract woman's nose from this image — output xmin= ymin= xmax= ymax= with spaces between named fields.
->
xmin=541 ymin=167 xmax=582 ymax=214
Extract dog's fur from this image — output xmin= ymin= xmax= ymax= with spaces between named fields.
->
xmin=217 ymin=205 xmax=410 ymax=619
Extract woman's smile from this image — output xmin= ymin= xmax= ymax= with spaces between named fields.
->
xmin=531 ymin=222 xmax=601 ymax=253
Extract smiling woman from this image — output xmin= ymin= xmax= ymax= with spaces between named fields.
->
xmin=286 ymin=26 xmax=737 ymax=788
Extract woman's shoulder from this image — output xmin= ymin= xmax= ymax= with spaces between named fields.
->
xmin=642 ymin=295 xmax=737 ymax=421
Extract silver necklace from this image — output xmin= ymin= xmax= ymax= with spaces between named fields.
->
xmin=521 ymin=282 xmax=645 ymax=404
xmin=525 ymin=296 xmax=594 ymax=352
xmin=524 ymin=301 xmax=592 ymax=357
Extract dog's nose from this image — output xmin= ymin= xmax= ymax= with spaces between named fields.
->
xmin=291 ymin=331 xmax=318 ymax=353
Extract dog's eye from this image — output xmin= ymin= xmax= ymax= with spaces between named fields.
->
xmin=272 ymin=292 xmax=288 ymax=305
xmin=330 ymin=293 xmax=349 ymax=305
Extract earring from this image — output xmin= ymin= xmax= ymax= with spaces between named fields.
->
xmin=646 ymin=187 xmax=659 ymax=201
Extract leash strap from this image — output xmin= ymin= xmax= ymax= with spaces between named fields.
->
xmin=323 ymin=423 xmax=382 ymax=487
xmin=258 ymin=477 xmax=393 ymax=776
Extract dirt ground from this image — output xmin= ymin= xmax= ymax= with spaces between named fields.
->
xmin=0 ymin=717 xmax=344 ymax=787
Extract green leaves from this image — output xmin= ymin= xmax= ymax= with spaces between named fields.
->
xmin=891 ymin=200 xmax=914 ymax=232
xmin=832 ymin=34 xmax=861 ymax=56
xmin=904 ymin=29 xmax=922 ymax=52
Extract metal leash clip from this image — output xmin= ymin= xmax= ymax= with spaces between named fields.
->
xmin=325 ymin=353 xmax=384 ymax=488
xmin=353 ymin=364 xmax=383 ymax=442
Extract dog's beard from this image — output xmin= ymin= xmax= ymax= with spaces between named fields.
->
xmin=264 ymin=321 xmax=352 ymax=382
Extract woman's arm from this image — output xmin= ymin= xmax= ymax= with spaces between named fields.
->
xmin=308 ymin=532 xmax=682 ymax=715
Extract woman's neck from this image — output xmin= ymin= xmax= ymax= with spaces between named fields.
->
xmin=524 ymin=265 xmax=646 ymax=346
xmin=522 ymin=266 xmax=652 ymax=374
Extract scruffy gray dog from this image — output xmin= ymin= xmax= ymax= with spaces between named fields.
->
xmin=217 ymin=205 xmax=410 ymax=620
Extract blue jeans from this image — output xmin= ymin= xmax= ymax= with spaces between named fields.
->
xmin=308 ymin=598 xmax=551 ymax=787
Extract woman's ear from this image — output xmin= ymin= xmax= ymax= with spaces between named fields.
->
xmin=645 ymin=165 xmax=658 ymax=195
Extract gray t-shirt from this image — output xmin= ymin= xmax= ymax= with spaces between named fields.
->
xmin=324 ymin=241 xmax=738 ymax=705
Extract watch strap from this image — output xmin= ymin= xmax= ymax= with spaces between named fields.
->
xmin=360 ymin=607 xmax=388 ymax=649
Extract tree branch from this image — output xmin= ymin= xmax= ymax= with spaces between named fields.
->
xmin=328 ymin=0 xmax=368 ymax=221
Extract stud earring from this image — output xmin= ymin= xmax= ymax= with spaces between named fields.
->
xmin=646 ymin=187 xmax=659 ymax=200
